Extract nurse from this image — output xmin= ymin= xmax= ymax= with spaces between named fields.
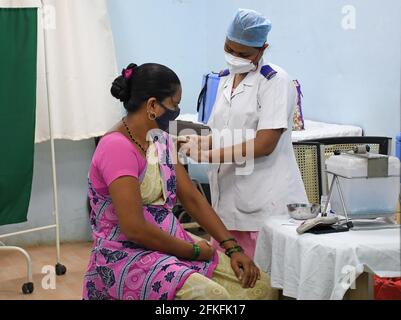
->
xmin=183 ymin=9 xmax=308 ymax=258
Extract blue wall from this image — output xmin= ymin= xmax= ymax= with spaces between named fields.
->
xmin=108 ymin=0 xmax=401 ymax=152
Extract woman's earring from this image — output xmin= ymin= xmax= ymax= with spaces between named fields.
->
xmin=148 ymin=112 xmax=157 ymax=121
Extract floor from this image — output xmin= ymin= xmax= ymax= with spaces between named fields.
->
xmin=0 ymin=242 xmax=92 ymax=300
xmin=0 ymin=228 xmax=208 ymax=300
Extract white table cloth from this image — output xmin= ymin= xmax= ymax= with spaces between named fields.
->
xmin=254 ymin=216 xmax=401 ymax=300
xmin=291 ymin=120 xmax=363 ymax=142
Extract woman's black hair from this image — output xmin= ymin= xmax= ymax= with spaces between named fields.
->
xmin=110 ymin=63 xmax=181 ymax=113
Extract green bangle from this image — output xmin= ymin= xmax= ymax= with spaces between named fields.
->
xmin=192 ymin=243 xmax=200 ymax=260
xmin=219 ymin=237 xmax=237 ymax=247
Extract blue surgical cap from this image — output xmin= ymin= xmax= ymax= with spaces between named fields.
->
xmin=227 ymin=8 xmax=272 ymax=47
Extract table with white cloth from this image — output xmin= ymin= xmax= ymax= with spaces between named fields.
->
xmin=254 ymin=215 xmax=401 ymax=300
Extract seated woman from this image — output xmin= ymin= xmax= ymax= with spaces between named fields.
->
xmin=82 ymin=63 xmax=278 ymax=300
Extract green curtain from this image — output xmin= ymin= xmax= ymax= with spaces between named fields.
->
xmin=0 ymin=8 xmax=37 ymax=226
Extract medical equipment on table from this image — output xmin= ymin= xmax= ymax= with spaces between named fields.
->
xmin=296 ymin=215 xmax=345 ymax=234
xmin=287 ymin=203 xmax=320 ymax=220
xmin=325 ymin=145 xmax=400 ymax=230
xmin=286 ymin=203 xmax=350 ymax=234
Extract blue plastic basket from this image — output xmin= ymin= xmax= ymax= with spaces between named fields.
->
xmin=396 ymin=133 xmax=401 ymax=162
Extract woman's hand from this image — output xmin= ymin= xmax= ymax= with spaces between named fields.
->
xmin=196 ymin=240 xmax=215 ymax=261
xmin=230 ymin=252 xmax=261 ymax=288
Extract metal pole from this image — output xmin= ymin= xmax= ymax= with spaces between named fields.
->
xmin=0 ymin=225 xmax=57 ymax=239
xmin=0 ymin=246 xmax=33 ymax=283
xmin=41 ymin=0 xmax=61 ymax=264
xmin=335 ymin=175 xmax=353 ymax=228
xmin=323 ymin=175 xmax=336 ymax=216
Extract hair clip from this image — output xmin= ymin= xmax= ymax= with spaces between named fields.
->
xmin=123 ymin=68 xmax=133 ymax=80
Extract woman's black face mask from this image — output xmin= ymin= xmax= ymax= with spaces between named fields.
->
xmin=156 ymin=101 xmax=181 ymax=131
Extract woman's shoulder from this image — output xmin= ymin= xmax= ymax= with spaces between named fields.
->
xmin=93 ymin=131 xmax=143 ymax=164
xmin=98 ymin=131 xmax=135 ymax=150
xmin=90 ymin=131 xmax=146 ymax=188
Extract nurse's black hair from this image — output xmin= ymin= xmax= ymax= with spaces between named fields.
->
xmin=111 ymin=63 xmax=181 ymax=113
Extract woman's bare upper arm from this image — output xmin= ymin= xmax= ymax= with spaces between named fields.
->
xmin=108 ymin=176 xmax=146 ymax=232
xmin=175 ymin=162 xmax=198 ymax=204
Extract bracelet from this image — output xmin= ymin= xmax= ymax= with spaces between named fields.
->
xmin=219 ymin=237 xmax=237 ymax=247
xmin=225 ymin=245 xmax=244 ymax=258
xmin=192 ymin=243 xmax=200 ymax=260
xmin=225 ymin=246 xmax=243 ymax=257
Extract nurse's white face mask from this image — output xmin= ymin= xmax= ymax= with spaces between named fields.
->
xmin=224 ymin=52 xmax=257 ymax=74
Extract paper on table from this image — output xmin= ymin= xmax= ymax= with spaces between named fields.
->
xmin=281 ymin=218 xmax=305 ymax=226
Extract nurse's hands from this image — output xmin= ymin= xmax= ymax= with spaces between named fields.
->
xmin=184 ymin=135 xmax=211 ymax=150
xmin=230 ymin=252 xmax=261 ymax=289
xmin=196 ymin=240 xmax=215 ymax=261
xmin=175 ymin=135 xmax=190 ymax=150
xmin=179 ymin=135 xmax=211 ymax=163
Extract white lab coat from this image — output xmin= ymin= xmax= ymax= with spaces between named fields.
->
xmin=207 ymin=60 xmax=308 ymax=231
